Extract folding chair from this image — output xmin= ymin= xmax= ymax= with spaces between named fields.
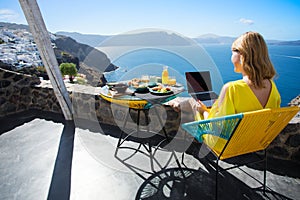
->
xmin=181 ymin=106 xmax=300 ymax=200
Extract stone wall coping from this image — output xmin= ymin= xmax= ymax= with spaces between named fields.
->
xmin=36 ymin=80 xmax=102 ymax=95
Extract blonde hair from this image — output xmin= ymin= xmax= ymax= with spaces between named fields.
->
xmin=232 ymin=32 xmax=276 ymax=88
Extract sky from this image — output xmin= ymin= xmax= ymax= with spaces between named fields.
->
xmin=0 ymin=0 xmax=300 ymax=40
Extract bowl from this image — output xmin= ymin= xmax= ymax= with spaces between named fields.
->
xmin=147 ymin=82 xmax=157 ymax=88
xmin=135 ymin=86 xmax=149 ymax=93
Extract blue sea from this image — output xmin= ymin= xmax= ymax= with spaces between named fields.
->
xmin=103 ymin=44 xmax=300 ymax=107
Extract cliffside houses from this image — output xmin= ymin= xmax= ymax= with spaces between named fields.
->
xmin=0 ymin=28 xmax=56 ymax=69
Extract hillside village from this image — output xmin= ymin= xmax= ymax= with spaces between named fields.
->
xmin=0 ymin=23 xmax=118 ymax=87
xmin=0 ymin=27 xmax=58 ymax=70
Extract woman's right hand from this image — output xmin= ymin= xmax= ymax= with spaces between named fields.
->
xmin=195 ymin=100 xmax=209 ymax=119
xmin=196 ymin=100 xmax=208 ymax=113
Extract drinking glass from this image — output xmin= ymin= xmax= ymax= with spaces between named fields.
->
xmin=168 ymin=76 xmax=176 ymax=86
xmin=141 ymin=75 xmax=150 ymax=83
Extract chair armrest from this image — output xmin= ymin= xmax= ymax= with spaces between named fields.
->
xmin=181 ymin=113 xmax=243 ymax=142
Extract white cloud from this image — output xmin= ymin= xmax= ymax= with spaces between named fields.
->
xmin=0 ymin=9 xmax=19 ymax=21
xmin=239 ymin=18 xmax=254 ymax=25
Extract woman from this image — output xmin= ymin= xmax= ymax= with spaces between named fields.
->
xmin=170 ymin=31 xmax=281 ymax=119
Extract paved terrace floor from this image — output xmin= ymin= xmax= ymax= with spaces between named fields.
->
xmin=0 ymin=111 xmax=299 ymax=200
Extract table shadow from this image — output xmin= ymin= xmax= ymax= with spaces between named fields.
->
xmin=135 ymin=166 xmax=267 ymax=200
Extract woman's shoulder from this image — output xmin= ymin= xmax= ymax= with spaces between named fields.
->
xmin=231 ymin=79 xmax=246 ymax=84
xmin=224 ymin=79 xmax=246 ymax=88
xmin=218 ymin=80 xmax=245 ymax=99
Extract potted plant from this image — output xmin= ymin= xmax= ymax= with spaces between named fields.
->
xmin=59 ymin=62 xmax=77 ymax=83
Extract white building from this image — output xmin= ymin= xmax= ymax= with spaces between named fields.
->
xmin=0 ymin=28 xmax=54 ymax=69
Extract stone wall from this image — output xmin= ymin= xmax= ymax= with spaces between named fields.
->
xmin=268 ymin=123 xmax=300 ymax=161
xmin=0 ymin=68 xmax=299 ymax=164
xmin=0 ymin=68 xmax=42 ymax=116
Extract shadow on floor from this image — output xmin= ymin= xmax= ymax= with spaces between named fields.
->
xmin=0 ymin=109 xmax=66 ymax=135
xmin=47 ymin=120 xmax=75 ymax=200
xmin=114 ymin=140 xmax=288 ymax=200
xmin=135 ymin=162 xmax=293 ymax=200
xmin=183 ymin=141 xmax=300 ymax=179
xmin=134 ymin=166 xmax=265 ymax=200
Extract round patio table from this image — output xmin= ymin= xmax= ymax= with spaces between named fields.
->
xmin=99 ymin=84 xmax=184 ymax=109
xmin=100 ymin=83 xmax=184 ymax=175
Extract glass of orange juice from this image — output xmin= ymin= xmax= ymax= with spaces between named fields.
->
xmin=168 ymin=76 xmax=176 ymax=86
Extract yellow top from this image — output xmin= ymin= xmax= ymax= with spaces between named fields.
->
xmin=207 ymin=79 xmax=281 ymax=119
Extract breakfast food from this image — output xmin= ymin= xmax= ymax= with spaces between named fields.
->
xmin=151 ymin=86 xmax=171 ymax=93
xmin=128 ymin=78 xmax=141 ymax=88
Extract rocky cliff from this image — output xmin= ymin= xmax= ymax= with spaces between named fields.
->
xmin=54 ymin=35 xmax=117 ymax=72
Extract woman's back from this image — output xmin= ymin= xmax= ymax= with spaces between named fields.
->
xmin=247 ymin=79 xmax=272 ymax=108
xmin=207 ymin=79 xmax=281 ymax=118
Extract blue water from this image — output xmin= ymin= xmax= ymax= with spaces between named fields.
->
xmin=105 ymin=44 xmax=300 ymax=106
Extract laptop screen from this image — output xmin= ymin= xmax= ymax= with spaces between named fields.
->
xmin=185 ymin=71 xmax=213 ymax=94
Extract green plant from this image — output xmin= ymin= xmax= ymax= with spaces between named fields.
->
xmin=59 ymin=62 xmax=77 ymax=83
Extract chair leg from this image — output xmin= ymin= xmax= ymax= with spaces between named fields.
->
xmin=263 ymin=150 xmax=267 ymax=195
xmin=181 ymin=131 xmax=187 ymax=165
xmin=115 ymin=108 xmax=131 ymax=156
xmin=215 ymin=159 xmax=219 ymax=200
